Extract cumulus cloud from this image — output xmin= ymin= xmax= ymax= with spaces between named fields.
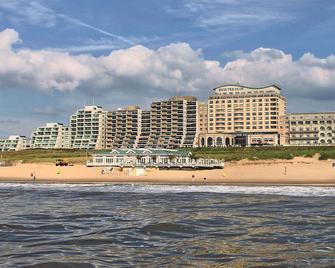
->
xmin=1 ymin=28 xmax=335 ymax=101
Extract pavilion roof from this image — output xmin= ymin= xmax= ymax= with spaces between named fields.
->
xmin=94 ymin=148 xmax=191 ymax=157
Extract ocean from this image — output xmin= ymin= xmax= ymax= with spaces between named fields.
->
xmin=0 ymin=183 xmax=334 ymax=267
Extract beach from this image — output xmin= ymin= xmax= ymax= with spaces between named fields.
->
xmin=0 ymin=157 xmax=334 ymax=184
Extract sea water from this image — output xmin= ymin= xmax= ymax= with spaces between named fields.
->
xmin=0 ymin=183 xmax=334 ymax=267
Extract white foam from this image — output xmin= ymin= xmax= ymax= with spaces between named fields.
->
xmin=0 ymin=183 xmax=334 ymax=197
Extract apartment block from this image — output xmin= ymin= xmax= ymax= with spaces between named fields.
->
xmin=147 ymin=96 xmax=198 ymax=148
xmin=31 ymin=123 xmax=70 ymax=149
xmin=0 ymin=135 xmax=30 ymax=151
xmin=199 ymin=84 xmax=287 ymax=147
xmin=137 ymin=111 xmax=151 ymax=148
xmin=70 ymin=106 xmax=107 ymax=150
xmin=106 ymin=105 xmax=146 ymax=149
xmin=198 ymin=101 xmax=208 ymax=135
xmin=288 ymin=112 xmax=335 ymax=145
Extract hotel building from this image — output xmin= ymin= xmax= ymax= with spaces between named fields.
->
xmin=106 ymin=105 xmax=147 ymax=149
xmin=147 ymin=96 xmax=198 ymax=148
xmin=288 ymin=112 xmax=335 ymax=146
xmin=31 ymin=123 xmax=70 ymax=149
xmin=70 ymin=106 xmax=107 ymax=150
xmin=199 ymin=84 xmax=287 ymax=147
xmin=0 ymin=135 xmax=30 ymax=151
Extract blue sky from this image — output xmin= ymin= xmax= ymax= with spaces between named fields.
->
xmin=1 ymin=0 xmax=335 ymax=137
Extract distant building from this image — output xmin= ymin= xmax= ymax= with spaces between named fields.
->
xmin=70 ymin=106 xmax=107 ymax=150
xmin=147 ymin=96 xmax=198 ymax=148
xmin=0 ymin=135 xmax=30 ymax=151
xmin=31 ymin=123 xmax=70 ymax=149
xmin=288 ymin=112 xmax=335 ymax=146
xmin=199 ymin=84 xmax=287 ymax=147
xmin=106 ymin=105 xmax=147 ymax=149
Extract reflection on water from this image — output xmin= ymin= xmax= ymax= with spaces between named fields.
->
xmin=0 ymin=183 xmax=334 ymax=267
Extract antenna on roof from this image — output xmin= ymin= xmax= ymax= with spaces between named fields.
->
xmin=84 ymin=96 xmax=86 ymax=107
xmin=176 ymin=87 xmax=180 ymax=96
xmin=93 ymin=96 xmax=95 ymax=106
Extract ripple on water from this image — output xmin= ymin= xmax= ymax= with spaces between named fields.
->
xmin=22 ymin=262 xmax=95 ymax=268
xmin=0 ymin=183 xmax=335 ymax=267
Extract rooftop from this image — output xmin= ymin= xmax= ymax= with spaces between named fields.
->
xmin=213 ymin=84 xmax=282 ymax=91
xmin=94 ymin=148 xmax=191 ymax=157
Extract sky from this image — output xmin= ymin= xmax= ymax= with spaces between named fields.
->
xmin=1 ymin=0 xmax=335 ymax=137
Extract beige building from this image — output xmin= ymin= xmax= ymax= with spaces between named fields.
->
xmin=70 ymin=106 xmax=107 ymax=150
xmin=31 ymin=123 xmax=70 ymax=149
xmin=288 ymin=112 xmax=335 ymax=146
xmin=106 ymin=105 xmax=147 ymax=149
xmin=147 ymin=96 xmax=198 ymax=148
xmin=198 ymin=102 xmax=208 ymax=135
xmin=0 ymin=135 xmax=30 ymax=151
xmin=199 ymin=84 xmax=287 ymax=147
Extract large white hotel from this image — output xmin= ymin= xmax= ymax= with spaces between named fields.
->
xmin=1 ymin=84 xmax=334 ymax=151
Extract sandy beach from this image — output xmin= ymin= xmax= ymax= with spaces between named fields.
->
xmin=0 ymin=157 xmax=334 ymax=184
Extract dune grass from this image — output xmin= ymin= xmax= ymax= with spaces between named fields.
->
xmin=189 ymin=146 xmax=335 ymax=161
xmin=1 ymin=146 xmax=335 ymax=164
xmin=0 ymin=149 xmax=92 ymax=164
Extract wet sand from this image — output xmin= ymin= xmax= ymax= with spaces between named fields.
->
xmin=0 ymin=157 xmax=335 ymax=184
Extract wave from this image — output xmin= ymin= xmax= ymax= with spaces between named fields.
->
xmin=0 ymin=182 xmax=334 ymax=197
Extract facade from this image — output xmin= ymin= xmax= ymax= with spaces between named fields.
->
xmin=106 ymin=105 xmax=147 ymax=149
xmin=70 ymin=106 xmax=107 ymax=150
xmin=147 ymin=96 xmax=198 ymax=148
xmin=288 ymin=112 xmax=335 ymax=146
xmin=137 ymin=111 xmax=151 ymax=148
xmin=198 ymin=101 xmax=208 ymax=135
xmin=199 ymin=84 xmax=287 ymax=147
xmin=88 ymin=148 xmax=224 ymax=169
xmin=31 ymin=123 xmax=70 ymax=149
xmin=0 ymin=135 xmax=30 ymax=151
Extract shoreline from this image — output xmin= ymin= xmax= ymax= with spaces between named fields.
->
xmin=0 ymin=180 xmax=335 ymax=187
xmin=0 ymin=157 xmax=335 ymax=185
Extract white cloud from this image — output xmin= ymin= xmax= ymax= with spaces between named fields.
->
xmin=0 ymin=0 xmax=57 ymax=27
xmin=0 ymin=0 xmax=133 ymax=45
xmin=168 ymin=0 xmax=294 ymax=28
xmin=1 ymin=28 xmax=335 ymax=101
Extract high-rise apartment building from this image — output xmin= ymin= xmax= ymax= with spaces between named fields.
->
xmin=288 ymin=112 xmax=335 ymax=146
xmin=199 ymin=84 xmax=287 ymax=147
xmin=137 ymin=111 xmax=151 ymax=148
xmin=198 ymin=102 xmax=208 ymax=135
xmin=31 ymin=123 xmax=70 ymax=149
xmin=147 ymin=96 xmax=198 ymax=148
xmin=0 ymin=135 xmax=30 ymax=151
xmin=106 ymin=105 xmax=146 ymax=149
xmin=70 ymin=106 xmax=107 ymax=150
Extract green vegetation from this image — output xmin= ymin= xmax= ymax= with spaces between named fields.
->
xmin=1 ymin=146 xmax=335 ymax=164
xmin=189 ymin=146 xmax=335 ymax=162
xmin=0 ymin=149 xmax=92 ymax=164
